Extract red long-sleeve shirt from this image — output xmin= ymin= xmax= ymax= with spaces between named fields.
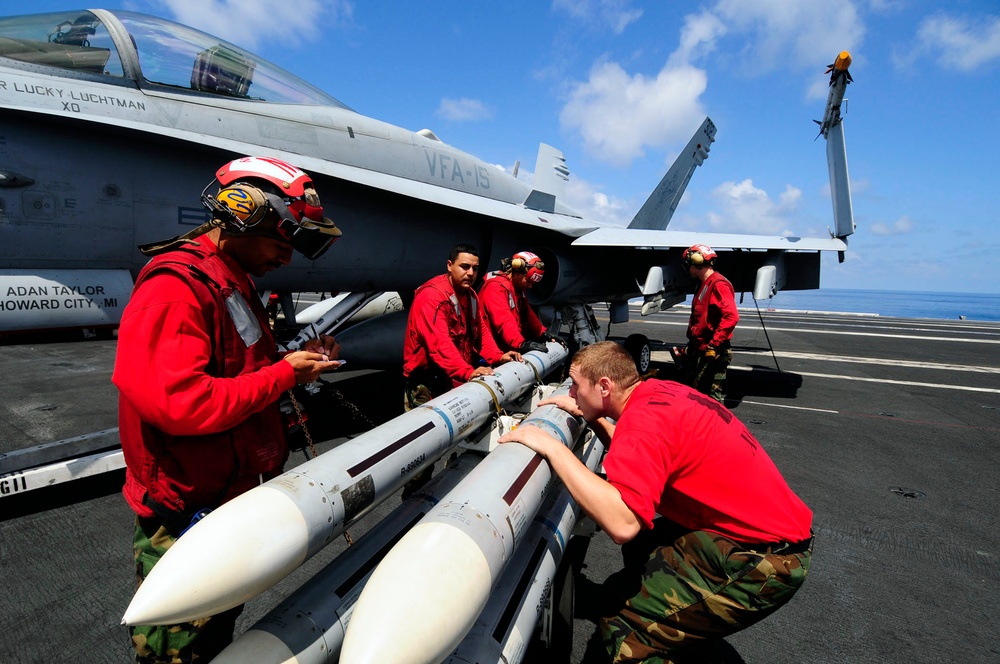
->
xmin=114 ymin=236 xmax=295 ymax=517
xmin=687 ymin=271 xmax=739 ymax=350
xmin=403 ymin=273 xmax=502 ymax=387
xmin=478 ymin=271 xmax=546 ymax=352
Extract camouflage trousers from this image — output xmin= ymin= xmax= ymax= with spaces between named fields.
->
xmin=402 ymin=374 xmax=449 ymax=496
xmin=681 ymin=345 xmax=732 ymax=403
xmin=599 ymin=520 xmax=812 ymax=663
xmin=130 ymin=515 xmax=243 ymax=664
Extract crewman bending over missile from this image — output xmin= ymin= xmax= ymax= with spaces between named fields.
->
xmin=114 ymin=156 xmax=343 ymax=663
xmin=479 ymin=250 xmax=563 ymax=355
xmin=499 ymin=341 xmax=813 ymax=663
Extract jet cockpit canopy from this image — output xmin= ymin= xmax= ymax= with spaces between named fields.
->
xmin=0 ymin=9 xmax=349 ymax=108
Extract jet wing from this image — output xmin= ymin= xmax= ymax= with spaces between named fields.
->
xmin=571 ymin=227 xmax=848 ymax=252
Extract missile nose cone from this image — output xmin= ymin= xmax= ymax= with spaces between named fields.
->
xmin=835 ymin=50 xmax=852 ymax=71
xmin=122 ymin=486 xmax=313 ymax=626
xmin=340 ymin=522 xmax=492 ymax=663
xmin=213 ymin=630 xmax=297 ymax=663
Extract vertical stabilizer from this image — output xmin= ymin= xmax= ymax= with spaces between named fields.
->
xmin=628 ymin=117 xmax=716 ymax=230
xmin=523 ymin=143 xmax=569 ymax=213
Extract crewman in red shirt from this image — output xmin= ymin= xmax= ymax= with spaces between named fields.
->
xmin=479 ymin=250 xmax=559 ymax=355
xmin=500 ymin=341 xmax=813 ymax=662
xmin=679 ymin=243 xmax=739 ymax=402
xmin=402 ymin=243 xmax=520 ymax=411
xmin=114 ymin=156 xmax=343 ymax=663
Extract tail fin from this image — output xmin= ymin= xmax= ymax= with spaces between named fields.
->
xmin=627 ymin=117 xmax=716 ymax=230
xmin=522 ymin=143 xmax=569 ymax=213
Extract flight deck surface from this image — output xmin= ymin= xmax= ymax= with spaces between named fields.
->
xmin=1 ymin=307 xmax=998 ymax=663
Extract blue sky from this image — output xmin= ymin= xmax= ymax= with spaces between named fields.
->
xmin=23 ymin=1 xmax=1000 ymax=294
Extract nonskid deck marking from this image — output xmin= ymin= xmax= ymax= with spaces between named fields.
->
xmin=650 ymin=358 xmax=999 ymax=395
xmin=748 ymin=317 xmax=1000 ymax=336
xmin=626 ymin=304 xmax=1000 ymax=333
xmin=739 ymin=400 xmax=839 ymax=414
xmin=736 ymin=350 xmax=1000 ymax=374
xmin=730 ymin=367 xmax=1000 ymax=395
xmin=650 ymin=349 xmax=999 ymax=374
xmin=637 ymin=319 xmax=1000 ymax=344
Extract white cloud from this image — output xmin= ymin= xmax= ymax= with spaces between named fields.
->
xmin=870 ymin=215 xmax=914 ymax=236
xmin=669 ymin=11 xmax=728 ymax=68
xmin=154 ymin=0 xmax=353 ymax=49
xmin=435 ymin=98 xmax=493 ymax=122
xmin=560 ymin=62 xmax=708 ymax=166
xmin=711 ymin=0 xmax=865 ymax=75
xmin=564 ymin=177 xmax=635 ymax=226
xmin=551 ymin=0 xmax=643 ymax=35
xmin=700 ymin=179 xmax=802 ymax=235
xmin=556 ymin=5 xmax=728 ymax=166
xmin=914 ymin=14 xmax=1000 ymax=71
xmin=557 ymin=1 xmax=862 ymax=167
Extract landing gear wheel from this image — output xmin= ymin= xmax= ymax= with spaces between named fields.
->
xmin=624 ymin=333 xmax=651 ymax=373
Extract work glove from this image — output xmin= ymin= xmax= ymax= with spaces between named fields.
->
xmin=703 ymin=346 xmax=718 ymax=359
xmin=520 ymin=340 xmax=549 ymax=354
xmin=542 ymin=331 xmax=567 ymax=347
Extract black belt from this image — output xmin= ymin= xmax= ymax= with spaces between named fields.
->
xmin=742 ymin=535 xmax=813 ymax=556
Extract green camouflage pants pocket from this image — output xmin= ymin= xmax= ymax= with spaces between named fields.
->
xmin=404 ymin=383 xmax=435 ymax=411
xmin=692 ymin=348 xmax=732 ymax=403
xmin=600 ymin=528 xmax=810 ymax=663
xmin=130 ymin=516 xmax=242 ymax=664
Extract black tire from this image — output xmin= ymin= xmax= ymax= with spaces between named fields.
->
xmin=624 ymin=333 xmax=651 ymax=373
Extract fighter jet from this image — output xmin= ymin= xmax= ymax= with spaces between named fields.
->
xmin=0 ymin=9 xmax=856 ymax=350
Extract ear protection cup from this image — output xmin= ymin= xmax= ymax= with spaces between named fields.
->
xmin=689 ymin=251 xmax=705 ymax=265
xmin=511 ymin=257 xmax=527 ymax=270
xmin=203 ymin=183 xmax=271 ymax=233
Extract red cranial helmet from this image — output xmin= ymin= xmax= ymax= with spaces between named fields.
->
xmin=682 ymin=243 xmax=717 ymax=268
xmin=510 ymin=251 xmax=545 ymax=283
xmin=204 ymin=156 xmax=342 ymax=260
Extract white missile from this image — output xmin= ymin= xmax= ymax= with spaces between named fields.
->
xmin=444 ymin=434 xmax=604 ymax=664
xmin=286 ymin=291 xmax=403 ymax=350
xmin=212 ymin=452 xmax=480 ymax=664
xmin=817 ymin=50 xmax=852 ymax=139
xmin=339 ymin=383 xmax=586 ymax=664
xmin=122 ymin=343 xmax=567 ymax=627
xmin=816 ymin=50 xmax=855 ymax=241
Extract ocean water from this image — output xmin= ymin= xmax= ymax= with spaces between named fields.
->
xmin=734 ymin=289 xmax=1000 ymax=322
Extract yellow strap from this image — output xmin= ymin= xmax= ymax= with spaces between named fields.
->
xmin=472 ymin=376 xmax=504 ymax=415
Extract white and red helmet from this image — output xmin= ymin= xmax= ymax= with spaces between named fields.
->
xmin=682 ymin=243 xmax=717 ymax=268
xmin=205 ymin=156 xmax=341 ymax=260
xmin=510 ymin=251 xmax=545 ymax=283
